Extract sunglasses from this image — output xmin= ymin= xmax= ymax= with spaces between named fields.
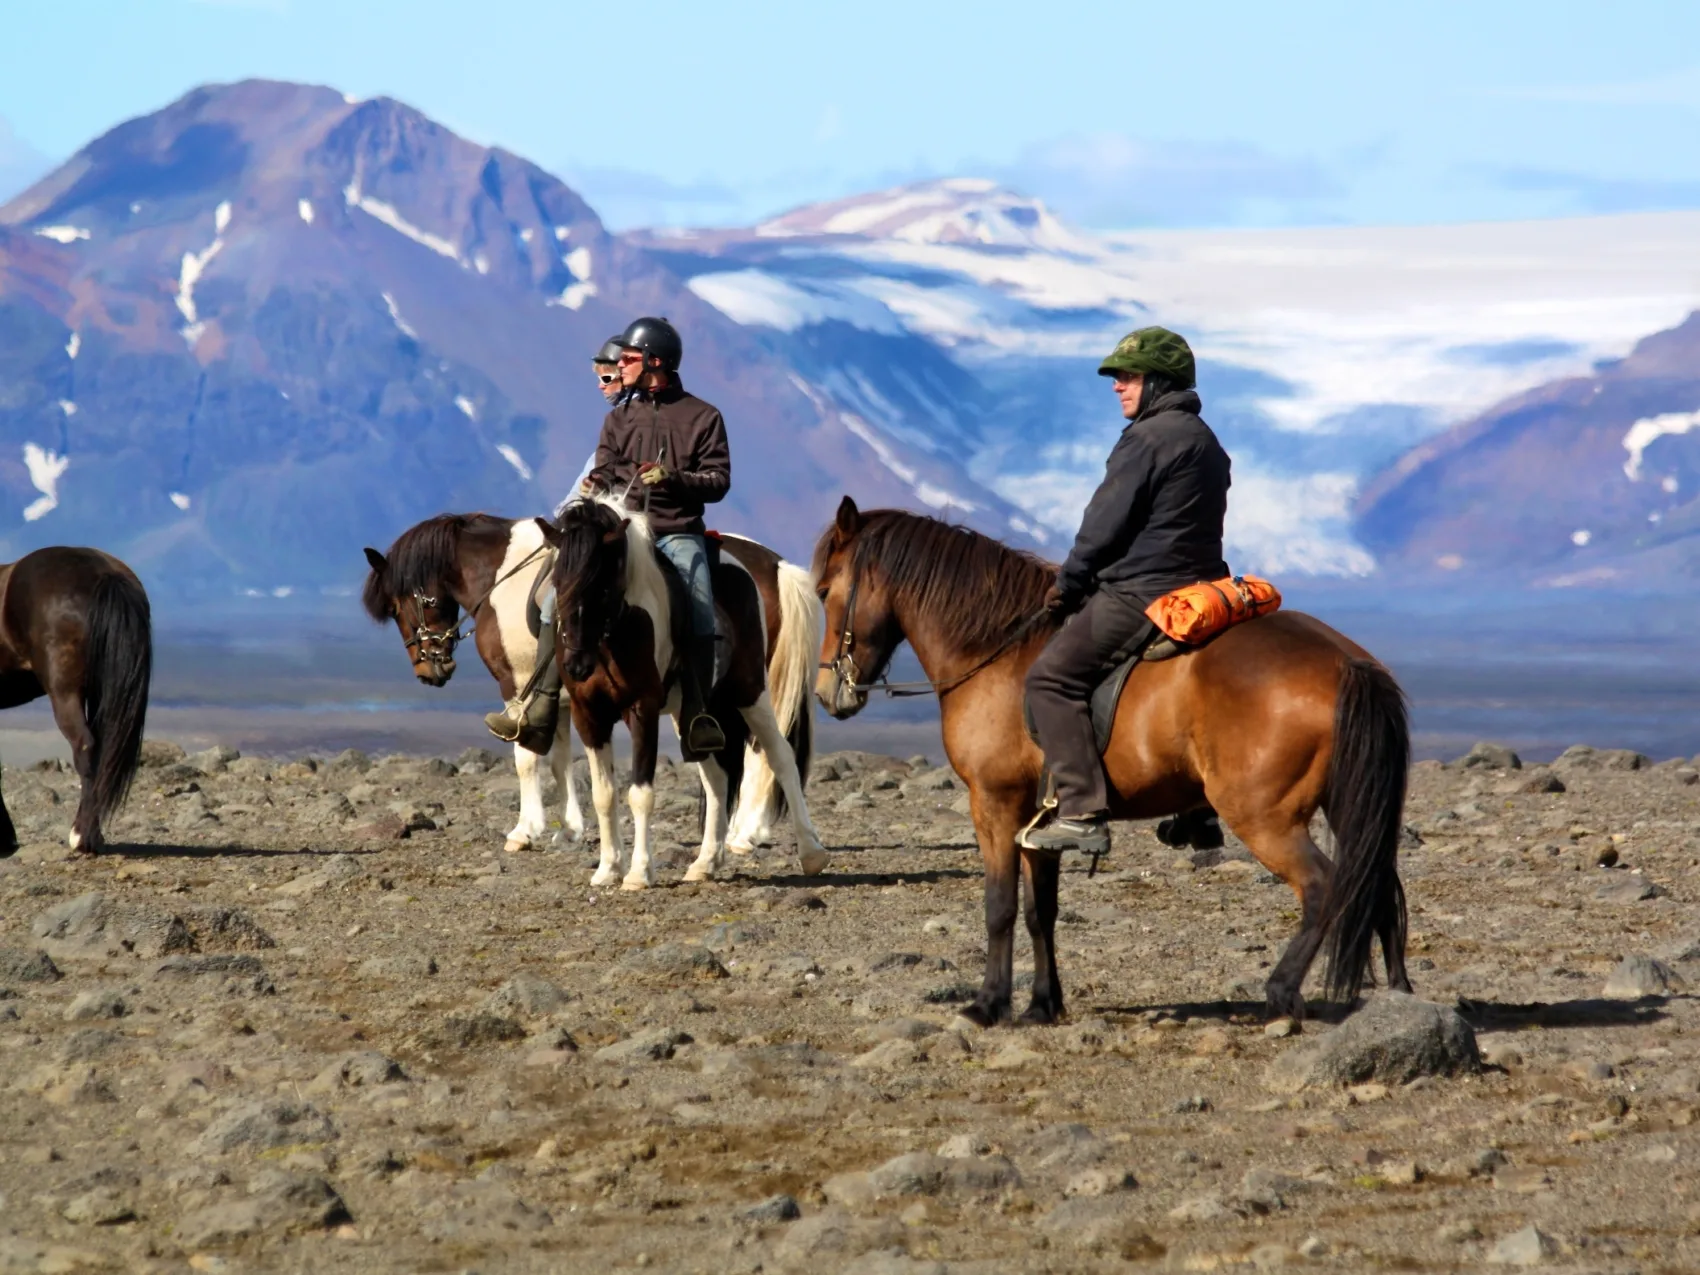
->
xmin=598 ymin=372 xmax=617 ymax=384
xmin=617 ymin=351 xmax=645 ymax=365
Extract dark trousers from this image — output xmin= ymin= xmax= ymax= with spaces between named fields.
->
xmin=1025 ymin=589 xmax=1155 ymax=819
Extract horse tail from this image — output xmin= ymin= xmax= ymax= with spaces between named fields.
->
xmin=83 ymin=571 xmax=153 ymax=828
xmin=1320 ymin=657 xmax=1409 ymax=1002
xmin=768 ymin=562 xmax=822 ymax=805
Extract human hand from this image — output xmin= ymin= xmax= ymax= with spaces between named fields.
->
xmin=1043 ymin=583 xmax=1076 ymax=615
xmin=639 ymin=463 xmax=670 ymax=488
xmin=578 ymin=476 xmax=599 ymax=495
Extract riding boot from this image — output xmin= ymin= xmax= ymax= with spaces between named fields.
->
xmin=679 ymin=634 xmax=726 ymax=758
xmin=484 ymin=623 xmax=562 ymax=754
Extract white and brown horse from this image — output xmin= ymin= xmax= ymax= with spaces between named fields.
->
xmin=361 ymin=509 xmax=816 ymax=866
xmin=539 ymin=495 xmax=826 ymax=889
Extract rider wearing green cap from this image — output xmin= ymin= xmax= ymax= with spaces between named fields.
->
xmin=1019 ymin=326 xmax=1232 ymax=855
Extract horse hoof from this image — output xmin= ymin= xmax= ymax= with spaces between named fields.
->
xmin=1018 ymin=1002 xmax=1062 ymax=1026
xmin=503 ymin=836 xmax=531 ymax=854
xmin=590 ymin=868 xmax=617 ymax=887
xmin=1265 ymin=992 xmax=1307 ymax=1023
xmin=957 ymin=1001 xmax=1009 ymax=1029
xmin=619 ymin=876 xmax=650 ymax=892
xmin=798 ymin=846 xmax=829 ymax=876
xmin=682 ymin=863 xmax=715 ymax=883
xmin=725 ymin=840 xmax=756 ymax=858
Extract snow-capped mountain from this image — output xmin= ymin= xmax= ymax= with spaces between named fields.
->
xmin=636 ymin=180 xmax=1700 ymax=575
xmin=0 ymin=83 xmax=1030 ymax=597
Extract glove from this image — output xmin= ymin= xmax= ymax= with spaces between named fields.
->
xmin=1043 ymin=583 xmax=1077 ymax=615
xmin=639 ymin=463 xmax=670 ymax=488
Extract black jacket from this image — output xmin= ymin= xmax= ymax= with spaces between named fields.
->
xmin=587 ymin=380 xmax=731 ymax=536
xmin=1056 ymin=388 xmax=1231 ymax=604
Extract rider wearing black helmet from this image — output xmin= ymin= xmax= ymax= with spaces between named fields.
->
xmin=594 ymin=336 xmax=626 ymax=405
xmin=580 ymin=316 xmax=732 ymax=757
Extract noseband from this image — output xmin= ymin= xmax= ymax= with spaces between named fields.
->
xmin=405 ymin=591 xmax=460 ymax=673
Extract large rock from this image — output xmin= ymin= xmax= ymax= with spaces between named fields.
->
xmin=175 ymin=1171 xmax=350 ymax=1246
xmin=1455 ymin=741 xmax=1522 ymax=770
xmin=609 ymin=943 xmax=728 ymax=983
xmin=31 ymin=892 xmax=194 ymax=958
xmin=1263 ymin=992 xmax=1480 ymax=1093
xmin=1604 ymin=955 xmax=1686 ymax=999
xmin=1487 ymin=1224 xmax=1560 ymax=1266
xmin=1554 ymin=745 xmax=1649 ymax=771
xmin=0 ymin=948 xmax=62 ymax=982
xmin=481 ymin=973 xmax=574 ymax=1018
xmin=189 ymin=1101 xmax=337 ymax=1155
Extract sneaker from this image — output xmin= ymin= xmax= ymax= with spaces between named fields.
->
xmin=1018 ymin=813 xmax=1110 ymax=855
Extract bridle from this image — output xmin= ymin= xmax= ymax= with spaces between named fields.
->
xmin=819 ymin=555 xmax=1051 ymax=700
xmin=405 ymin=591 xmax=461 ymax=675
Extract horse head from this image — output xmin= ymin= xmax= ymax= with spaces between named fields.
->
xmin=811 ymin=495 xmax=902 ymax=719
xmin=538 ymin=503 xmax=629 ymax=684
xmin=362 ymin=539 xmax=462 ymax=687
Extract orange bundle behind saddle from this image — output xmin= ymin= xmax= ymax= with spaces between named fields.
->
xmin=1145 ymin=575 xmax=1281 ymax=646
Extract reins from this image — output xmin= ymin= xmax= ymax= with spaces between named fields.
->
xmin=404 ymin=539 xmax=551 ymax=669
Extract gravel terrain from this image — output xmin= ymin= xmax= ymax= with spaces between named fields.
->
xmin=2 ymin=738 xmax=1699 ymax=1272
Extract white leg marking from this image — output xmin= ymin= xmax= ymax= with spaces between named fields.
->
xmin=505 ymin=742 xmax=547 ymax=852
xmin=67 ymin=827 xmax=82 ymax=851
xmin=684 ymin=756 xmax=729 ymax=882
xmin=587 ymin=744 xmax=623 ymax=887
xmin=550 ymin=719 xmax=584 ymax=843
xmin=622 ymin=783 xmax=655 ymax=891
xmin=726 ymin=743 xmax=777 ymax=854
xmin=741 ymin=691 xmax=828 ymax=875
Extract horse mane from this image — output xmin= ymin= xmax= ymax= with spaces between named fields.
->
xmin=361 ymin=512 xmax=512 ymax=621
xmin=552 ymin=496 xmax=673 ymax=671
xmin=814 ymin=509 xmax=1055 ymax=656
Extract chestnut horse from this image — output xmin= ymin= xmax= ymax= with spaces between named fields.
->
xmin=538 ymin=496 xmax=826 ymax=889
xmin=812 ymin=498 xmax=1410 ymax=1026
xmin=0 ymin=547 xmax=151 ymax=855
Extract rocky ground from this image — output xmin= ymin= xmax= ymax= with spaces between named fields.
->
xmin=1 ymin=738 xmax=1699 ymax=1273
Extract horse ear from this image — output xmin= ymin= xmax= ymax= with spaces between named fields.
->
xmin=602 ymin=518 xmax=629 ymax=546
xmin=363 ymin=547 xmax=386 ymax=572
xmin=534 ymin=517 xmax=562 ymax=545
xmin=835 ymin=495 xmax=862 ymax=538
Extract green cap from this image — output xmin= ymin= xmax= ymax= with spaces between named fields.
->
xmin=1098 ymin=326 xmax=1196 ymax=389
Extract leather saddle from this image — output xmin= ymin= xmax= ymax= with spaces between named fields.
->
xmin=653 ymin=534 xmax=731 ymax=685
xmin=1021 ymin=629 xmax=1188 ymax=754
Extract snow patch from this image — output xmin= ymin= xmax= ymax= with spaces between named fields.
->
xmin=549 ymin=281 xmax=599 ymax=310
xmin=564 ymin=246 xmax=592 ymax=280
xmin=58 ymin=400 xmax=76 ymax=417
xmin=496 ymin=444 xmax=533 ymax=481
xmin=553 ymin=226 xmax=571 ymax=242
xmin=214 ymin=201 xmax=231 ymax=234
xmin=689 ymin=269 xmax=902 ymax=335
xmin=344 ymin=176 xmax=463 ymax=264
xmin=65 ymin=332 xmax=80 ymax=360
xmin=519 ymin=227 xmax=534 ymax=244
xmin=1622 ymin=408 xmax=1700 ymax=480
xmin=21 ymin=443 xmax=69 ymax=522
xmin=34 ymin=226 xmax=89 ymax=244
xmin=381 ymin=292 xmax=418 ymax=339
xmin=474 ymin=253 xmax=490 ymax=275
xmin=170 ymin=492 xmax=191 ymax=511
xmin=176 ymin=206 xmax=230 ymax=348
xmin=454 ymin=395 xmax=477 ymax=420
xmin=298 ymin=198 xmax=315 ymax=224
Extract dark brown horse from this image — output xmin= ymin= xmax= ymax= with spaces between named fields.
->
xmin=0 ymin=547 xmax=151 ymax=855
xmin=812 ymin=498 xmax=1409 ymax=1026
xmin=539 ymin=496 xmax=826 ymax=889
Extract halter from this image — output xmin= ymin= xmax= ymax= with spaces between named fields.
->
xmin=819 ymin=556 xmax=1051 ymax=700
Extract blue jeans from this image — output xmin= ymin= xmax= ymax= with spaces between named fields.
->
xmin=655 ymin=533 xmax=715 ymax=640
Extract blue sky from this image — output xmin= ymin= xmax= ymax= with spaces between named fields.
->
xmin=3 ymin=0 xmax=1700 ymax=230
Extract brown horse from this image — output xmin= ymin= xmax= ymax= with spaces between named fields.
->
xmin=539 ymin=496 xmax=826 ymax=889
xmin=812 ymin=498 xmax=1409 ymax=1026
xmin=0 ymin=547 xmax=152 ymax=855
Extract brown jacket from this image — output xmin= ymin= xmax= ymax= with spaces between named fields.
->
xmin=587 ymin=381 xmax=731 ymax=536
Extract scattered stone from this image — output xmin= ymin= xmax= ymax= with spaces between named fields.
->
xmin=741 ymin=1193 xmax=801 ymax=1223
xmin=594 ymin=1027 xmax=690 ymax=1063
xmin=189 ymin=1101 xmax=337 ymax=1155
xmin=62 ymin=989 xmax=127 ymax=1021
xmin=1240 ymin=1167 xmax=1311 ymax=1211
xmin=1603 ymin=954 xmax=1685 ymax=998
xmin=481 ymin=972 xmax=574 ymax=1018
xmin=1264 ymin=1017 xmax=1299 ymax=1039
xmin=1457 ymin=741 xmax=1521 ymax=770
xmin=1263 ymin=992 xmax=1480 ymax=1092
xmin=61 ymin=1186 xmax=136 ymax=1226
xmin=140 ymin=739 xmax=187 ymax=766
xmin=1555 ymin=745 xmax=1648 ymax=771
xmin=429 ymin=1013 xmax=526 ymax=1049
xmin=1595 ymin=876 xmax=1665 ymax=903
xmin=1063 ymin=1167 xmax=1137 ymax=1197
xmin=0 ymin=947 xmax=61 ymax=982
xmin=850 ymin=1039 xmax=920 ymax=1070
xmin=309 ymin=1051 xmax=407 ymax=1092
xmin=31 ymin=892 xmax=194 ymax=958
xmin=351 ymin=812 xmax=409 ymax=841
xmin=611 ymin=943 xmax=729 ymax=983
xmin=181 ymin=906 xmax=276 ymax=951
xmin=176 ymin=1171 xmax=349 ymax=1246
xmin=1521 ymin=771 xmax=1566 ymax=794
xmin=1168 ymin=1193 xmax=1246 ymax=1223
xmin=275 ymin=853 xmax=366 ymax=897
xmin=1486 ymin=1224 xmax=1560 ymax=1266
xmin=776 ymin=1208 xmax=902 ymax=1264
xmin=188 ymin=744 xmax=240 ymax=774
xmin=983 ymin=1041 xmax=1044 ymax=1071
xmin=867 ymin=1151 xmax=950 ymax=1197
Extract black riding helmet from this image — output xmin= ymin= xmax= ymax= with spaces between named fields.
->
xmin=618 ymin=316 xmax=683 ymax=373
xmin=593 ymin=336 xmax=624 ymax=365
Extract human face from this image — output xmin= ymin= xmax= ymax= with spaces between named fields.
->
xmin=594 ymin=361 xmax=621 ymax=402
xmin=617 ymin=348 xmax=646 ymax=389
xmin=1112 ymin=371 xmax=1144 ymax=420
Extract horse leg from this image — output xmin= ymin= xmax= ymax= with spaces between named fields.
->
xmin=47 ymin=686 xmax=99 ymax=853
xmin=683 ymin=754 xmax=730 ymax=882
xmin=1382 ymin=915 xmax=1413 ymax=993
xmin=962 ymin=789 xmax=1022 ymax=1027
xmin=1018 ymin=848 xmax=1065 ymax=1024
xmin=0 ymin=757 xmax=17 ymax=857
xmin=1235 ymin=820 xmax=1331 ymax=1020
xmin=549 ymin=718 xmax=585 ymax=844
xmin=586 ymin=743 xmax=624 ymax=887
xmin=737 ymin=691 xmax=827 ymax=876
xmin=505 ymin=742 xmax=548 ymax=852
xmin=725 ymin=743 xmax=775 ymax=855
xmin=621 ymin=706 xmax=660 ymax=892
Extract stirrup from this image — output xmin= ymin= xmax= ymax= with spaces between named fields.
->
xmin=683 ymin=712 xmax=726 ymax=757
xmin=485 ymin=707 xmax=523 ymax=743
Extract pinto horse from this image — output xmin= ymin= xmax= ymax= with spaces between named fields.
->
xmin=538 ymin=496 xmax=827 ymax=889
xmin=363 ymin=514 xmax=585 ymax=851
xmin=0 ymin=547 xmax=151 ymax=855
xmin=812 ymin=498 xmax=1410 ymax=1026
